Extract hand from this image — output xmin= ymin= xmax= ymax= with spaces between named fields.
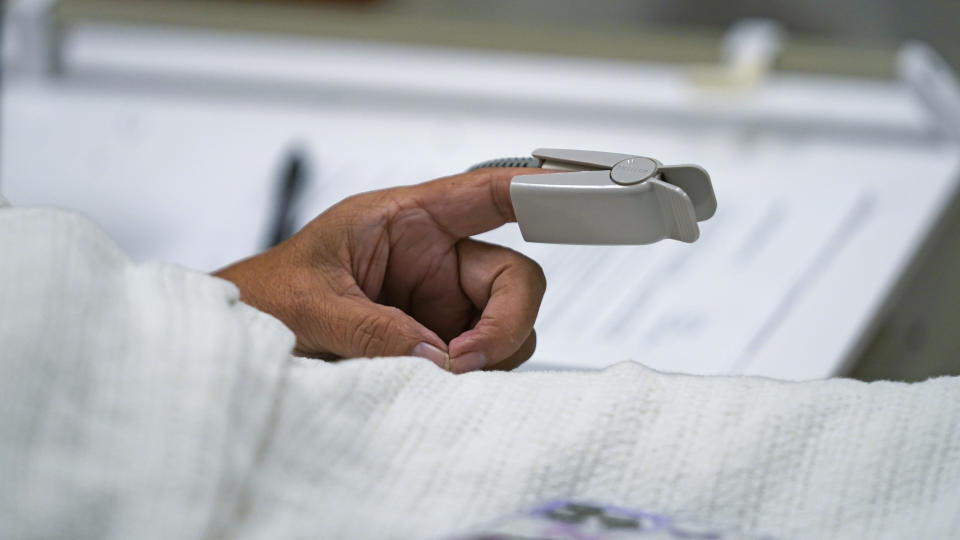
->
xmin=214 ymin=168 xmax=551 ymax=373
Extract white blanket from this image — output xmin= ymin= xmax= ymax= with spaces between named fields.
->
xmin=1 ymin=205 xmax=959 ymax=539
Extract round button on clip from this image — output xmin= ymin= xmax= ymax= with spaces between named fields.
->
xmin=610 ymin=157 xmax=659 ymax=185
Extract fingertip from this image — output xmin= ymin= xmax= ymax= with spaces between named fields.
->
xmin=447 ymin=329 xmax=482 ymax=360
xmin=450 ymin=351 xmax=487 ymax=374
xmin=411 ymin=341 xmax=450 ymax=370
xmin=447 ymin=325 xmax=512 ymax=372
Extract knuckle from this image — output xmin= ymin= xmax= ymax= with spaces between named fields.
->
xmin=335 ymin=190 xmax=399 ymax=222
xmin=480 ymin=316 xmax=522 ymax=349
xmin=529 ymin=260 xmax=547 ymax=294
xmin=515 ymin=253 xmax=547 ymax=295
xmin=332 ymin=191 xmax=371 ymax=214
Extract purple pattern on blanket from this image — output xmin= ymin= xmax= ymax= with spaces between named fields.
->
xmin=447 ymin=500 xmax=775 ymax=539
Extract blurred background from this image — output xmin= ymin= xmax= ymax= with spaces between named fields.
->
xmin=2 ymin=0 xmax=959 ymax=381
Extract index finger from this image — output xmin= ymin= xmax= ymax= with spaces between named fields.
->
xmin=408 ymin=167 xmax=554 ymax=238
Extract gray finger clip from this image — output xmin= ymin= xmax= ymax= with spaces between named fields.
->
xmin=508 ymin=148 xmax=717 ymax=245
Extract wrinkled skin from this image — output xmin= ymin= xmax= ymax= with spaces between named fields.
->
xmin=215 ymin=168 xmax=551 ymax=373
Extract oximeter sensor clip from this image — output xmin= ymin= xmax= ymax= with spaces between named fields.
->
xmin=469 ymin=148 xmax=717 ymax=245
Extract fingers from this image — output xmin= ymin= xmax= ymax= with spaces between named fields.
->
xmin=448 ymin=239 xmax=546 ymax=373
xmin=319 ymin=293 xmax=450 ymax=368
xmin=408 ymin=167 xmax=553 ymax=238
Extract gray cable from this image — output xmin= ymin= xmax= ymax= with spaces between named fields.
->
xmin=466 ymin=156 xmax=541 ymax=171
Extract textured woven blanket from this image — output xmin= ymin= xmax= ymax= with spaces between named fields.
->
xmin=1 ymin=205 xmax=958 ymax=539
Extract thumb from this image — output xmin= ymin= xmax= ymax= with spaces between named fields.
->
xmin=326 ymin=295 xmax=450 ymax=368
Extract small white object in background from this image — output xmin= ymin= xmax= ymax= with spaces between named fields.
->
xmin=898 ymin=41 xmax=960 ymax=140
xmin=4 ymin=0 xmax=61 ymax=77
xmin=721 ymin=19 xmax=786 ymax=83
xmin=688 ymin=18 xmax=785 ymax=88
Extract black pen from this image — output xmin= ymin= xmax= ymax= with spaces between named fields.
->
xmin=266 ymin=148 xmax=309 ymax=248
